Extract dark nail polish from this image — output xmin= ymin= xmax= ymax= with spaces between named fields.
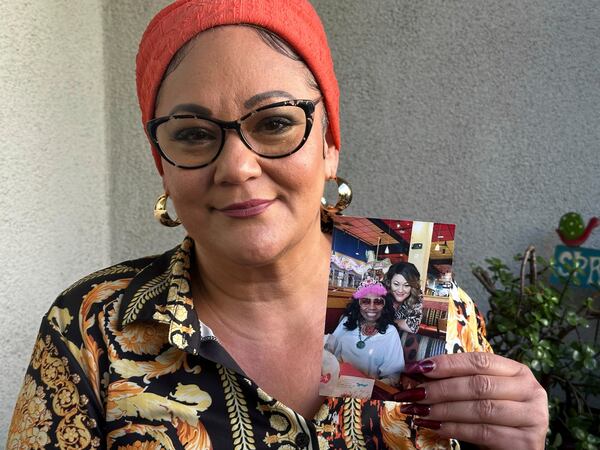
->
xmin=404 ymin=359 xmax=435 ymax=375
xmin=400 ymin=403 xmax=431 ymax=416
xmin=393 ymin=387 xmax=426 ymax=402
xmin=413 ymin=418 xmax=441 ymax=430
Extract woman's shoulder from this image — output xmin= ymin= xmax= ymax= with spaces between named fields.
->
xmin=450 ymin=285 xmax=485 ymax=327
xmin=10 ymin=246 xmax=184 ymax=447
xmin=46 ymin=243 xmax=181 ymax=340
xmin=62 ymin=255 xmax=155 ymax=295
xmin=381 ymin=323 xmax=401 ymax=339
xmin=52 ymin=254 xmax=159 ymax=314
xmin=447 ymin=284 xmax=493 ymax=353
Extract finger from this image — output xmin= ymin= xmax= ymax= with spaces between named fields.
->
xmin=417 ymin=352 xmax=526 ymax=379
xmin=426 ymin=400 xmax=536 ymax=427
xmin=430 ymin=422 xmax=546 ymax=450
xmin=417 ymin=373 xmax=539 ymax=403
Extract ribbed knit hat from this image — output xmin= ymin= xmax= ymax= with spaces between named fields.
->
xmin=136 ymin=0 xmax=340 ymax=174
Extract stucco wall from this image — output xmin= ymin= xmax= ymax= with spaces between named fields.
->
xmin=2 ymin=0 xmax=599 ymax=441
xmin=104 ymin=0 xmax=183 ymax=263
xmin=106 ymin=0 xmax=600 ymax=300
xmin=315 ymin=0 xmax=600 ymax=299
xmin=0 ymin=0 xmax=108 ymax=440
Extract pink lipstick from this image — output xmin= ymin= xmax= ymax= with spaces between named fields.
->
xmin=218 ymin=199 xmax=274 ymax=218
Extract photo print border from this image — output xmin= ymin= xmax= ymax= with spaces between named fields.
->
xmin=320 ymin=215 xmax=456 ymax=399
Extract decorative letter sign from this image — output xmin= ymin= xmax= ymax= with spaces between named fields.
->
xmin=552 ymin=245 xmax=600 ymax=288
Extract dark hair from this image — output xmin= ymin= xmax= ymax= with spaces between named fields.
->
xmin=342 ymin=296 xmax=397 ymax=334
xmin=384 ymin=262 xmax=422 ymax=309
xmin=159 ymin=25 xmax=328 ymax=129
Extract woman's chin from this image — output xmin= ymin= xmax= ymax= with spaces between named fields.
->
xmin=190 ymin=214 xmax=319 ymax=267
xmin=204 ymin=231 xmax=296 ymax=267
xmin=228 ymin=245 xmax=286 ymax=267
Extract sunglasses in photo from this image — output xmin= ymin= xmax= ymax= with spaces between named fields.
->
xmin=358 ymin=297 xmax=385 ymax=307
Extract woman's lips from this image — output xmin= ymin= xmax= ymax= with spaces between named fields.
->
xmin=218 ymin=199 xmax=274 ymax=218
xmin=394 ymin=292 xmax=409 ymax=301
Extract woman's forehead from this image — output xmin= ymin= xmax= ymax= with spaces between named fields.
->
xmin=391 ymin=274 xmax=408 ymax=283
xmin=360 ymin=294 xmax=384 ymax=300
xmin=155 ymin=26 xmax=315 ymax=115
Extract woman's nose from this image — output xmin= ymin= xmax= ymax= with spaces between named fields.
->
xmin=212 ymin=130 xmax=262 ymax=184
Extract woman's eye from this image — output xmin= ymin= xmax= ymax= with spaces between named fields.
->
xmin=173 ymin=127 xmax=217 ymax=143
xmin=254 ymin=116 xmax=296 ymax=134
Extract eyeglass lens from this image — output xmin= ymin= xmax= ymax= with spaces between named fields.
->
xmin=155 ymin=104 xmax=308 ymax=167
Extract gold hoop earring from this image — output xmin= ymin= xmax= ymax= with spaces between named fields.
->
xmin=154 ymin=193 xmax=181 ymax=227
xmin=321 ymin=176 xmax=352 ymax=213
xmin=320 ymin=176 xmax=352 ymax=233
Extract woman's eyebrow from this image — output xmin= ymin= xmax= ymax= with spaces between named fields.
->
xmin=166 ymin=92 xmax=292 ymax=116
xmin=244 ymin=90 xmax=294 ymax=109
xmin=168 ymin=103 xmax=212 ymax=116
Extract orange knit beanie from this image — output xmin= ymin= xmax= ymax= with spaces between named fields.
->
xmin=136 ymin=0 xmax=340 ymax=174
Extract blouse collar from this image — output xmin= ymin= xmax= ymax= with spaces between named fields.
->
xmin=116 ymin=237 xmax=219 ymax=356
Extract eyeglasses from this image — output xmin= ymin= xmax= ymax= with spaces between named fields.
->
xmin=146 ymin=98 xmax=321 ymax=169
xmin=358 ymin=297 xmax=385 ymax=307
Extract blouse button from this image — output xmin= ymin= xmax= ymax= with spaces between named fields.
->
xmin=295 ymin=432 xmax=310 ymax=448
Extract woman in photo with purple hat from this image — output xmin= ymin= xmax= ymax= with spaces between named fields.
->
xmin=327 ymin=279 xmax=405 ymax=385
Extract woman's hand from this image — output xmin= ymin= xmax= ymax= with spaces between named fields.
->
xmin=397 ymin=352 xmax=549 ymax=449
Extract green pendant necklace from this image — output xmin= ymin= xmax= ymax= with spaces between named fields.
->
xmin=356 ymin=324 xmax=377 ymax=349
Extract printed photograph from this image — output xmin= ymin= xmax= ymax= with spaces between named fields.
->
xmin=320 ymin=216 xmax=455 ymax=399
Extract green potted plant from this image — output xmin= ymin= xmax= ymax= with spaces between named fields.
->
xmin=472 ymin=246 xmax=600 ymax=449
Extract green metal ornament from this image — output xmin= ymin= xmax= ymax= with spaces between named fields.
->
xmin=556 ymin=212 xmax=599 ymax=247
xmin=558 ymin=212 xmax=585 ymax=240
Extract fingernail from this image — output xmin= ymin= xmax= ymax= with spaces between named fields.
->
xmin=413 ymin=418 xmax=441 ymax=430
xmin=404 ymin=359 xmax=435 ymax=375
xmin=400 ymin=403 xmax=431 ymax=416
xmin=393 ymin=387 xmax=426 ymax=402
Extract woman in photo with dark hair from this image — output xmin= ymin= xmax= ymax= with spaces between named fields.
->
xmin=327 ymin=279 xmax=405 ymax=385
xmin=385 ymin=262 xmax=424 ymax=333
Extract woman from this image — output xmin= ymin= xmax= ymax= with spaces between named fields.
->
xmin=327 ymin=280 xmax=404 ymax=385
xmin=7 ymin=0 xmax=548 ymax=449
xmin=385 ymin=262 xmax=424 ymax=334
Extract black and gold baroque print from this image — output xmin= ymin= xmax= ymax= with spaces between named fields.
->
xmin=7 ymin=237 xmax=490 ymax=449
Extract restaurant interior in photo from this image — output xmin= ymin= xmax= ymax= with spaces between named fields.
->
xmin=326 ymin=216 xmax=456 ymax=351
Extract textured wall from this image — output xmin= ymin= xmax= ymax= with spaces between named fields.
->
xmin=106 ymin=0 xmax=600 ymax=303
xmin=0 ymin=0 xmax=108 ymax=440
xmin=2 ymin=0 xmax=599 ymax=440
xmin=104 ymin=0 xmax=184 ymax=263
xmin=313 ymin=0 xmax=600 ymax=304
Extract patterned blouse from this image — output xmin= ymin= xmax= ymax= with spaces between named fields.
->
xmin=7 ymin=237 xmax=492 ymax=450
xmin=394 ymin=300 xmax=423 ymax=334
